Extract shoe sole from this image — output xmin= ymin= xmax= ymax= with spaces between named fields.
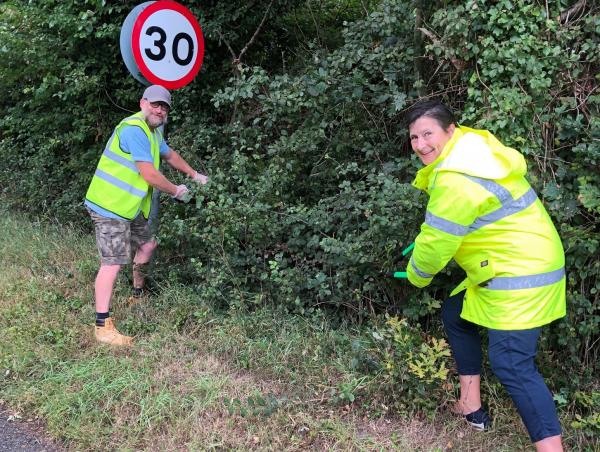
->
xmin=466 ymin=421 xmax=487 ymax=431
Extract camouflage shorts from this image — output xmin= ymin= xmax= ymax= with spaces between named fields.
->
xmin=88 ymin=208 xmax=153 ymax=265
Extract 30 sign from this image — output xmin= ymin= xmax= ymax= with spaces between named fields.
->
xmin=121 ymin=1 xmax=204 ymax=89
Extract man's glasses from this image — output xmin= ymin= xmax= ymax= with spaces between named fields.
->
xmin=147 ymin=100 xmax=170 ymax=112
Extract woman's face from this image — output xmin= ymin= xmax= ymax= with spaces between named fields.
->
xmin=409 ymin=116 xmax=455 ymax=165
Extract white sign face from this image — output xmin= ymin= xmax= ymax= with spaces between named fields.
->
xmin=132 ymin=1 xmax=204 ymax=89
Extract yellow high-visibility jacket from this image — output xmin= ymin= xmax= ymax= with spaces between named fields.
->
xmin=85 ymin=112 xmax=161 ymax=220
xmin=406 ymin=126 xmax=566 ymax=330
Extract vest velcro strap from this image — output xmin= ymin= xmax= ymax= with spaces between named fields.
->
xmin=94 ymin=169 xmax=146 ymax=198
xmin=484 ymin=267 xmax=565 ymax=290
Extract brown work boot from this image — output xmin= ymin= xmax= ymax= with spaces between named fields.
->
xmin=95 ymin=318 xmax=133 ymax=346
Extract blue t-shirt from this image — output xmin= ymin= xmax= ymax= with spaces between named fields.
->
xmin=85 ymin=125 xmax=170 ymax=220
xmin=119 ymin=125 xmax=170 ymax=161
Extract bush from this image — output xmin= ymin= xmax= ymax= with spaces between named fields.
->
xmin=0 ymin=0 xmax=598 ymax=420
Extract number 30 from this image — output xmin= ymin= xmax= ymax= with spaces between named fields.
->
xmin=144 ymin=26 xmax=194 ymax=65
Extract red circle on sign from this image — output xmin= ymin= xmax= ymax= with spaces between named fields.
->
xmin=132 ymin=0 xmax=204 ymax=89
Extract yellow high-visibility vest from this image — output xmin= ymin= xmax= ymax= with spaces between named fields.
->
xmin=407 ymin=126 xmax=566 ymax=330
xmin=85 ymin=112 xmax=161 ymax=220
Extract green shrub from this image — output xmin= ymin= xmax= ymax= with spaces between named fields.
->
xmin=362 ymin=316 xmax=453 ymax=415
xmin=0 ymin=0 xmax=598 ymax=422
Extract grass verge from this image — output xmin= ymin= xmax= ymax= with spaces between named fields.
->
xmin=0 ymin=208 xmax=596 ymax=451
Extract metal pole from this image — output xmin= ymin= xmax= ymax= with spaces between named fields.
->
xmin=148 ymin=121 xmax=166 ymax=236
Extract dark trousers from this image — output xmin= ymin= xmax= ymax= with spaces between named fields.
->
xmin=441 ymin=291 xmax=562 ymax=442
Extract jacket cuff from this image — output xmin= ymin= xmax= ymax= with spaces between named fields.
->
xmin=406 ymin=257 xmax=434 ymax=288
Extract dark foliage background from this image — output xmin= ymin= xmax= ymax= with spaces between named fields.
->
xmin=1 ymin=0 xmax=598 ymax=434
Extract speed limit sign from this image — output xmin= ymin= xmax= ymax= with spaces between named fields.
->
xmin=129 ymin=1 xmax=204 ymax=89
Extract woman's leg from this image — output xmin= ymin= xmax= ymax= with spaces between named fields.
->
xmin=457 ymin=375 xmax=482 ymax=415
xmin=534 ymin=435 xmax=563 ymax=452
xmin=488 ymin=328 xmax=562 ymax=449
xmin=441 ymin=291 xmax=484 ymax=415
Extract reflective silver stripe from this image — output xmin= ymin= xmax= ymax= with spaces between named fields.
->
xmin=424 ymin=176 xmax=538 ymax=238
xmin=410 ymin=257 xmax=433 ymax=278
xmin=469 ymin=188 xmax=538 ymax=232
xmin=103 ymin=149 xmax=139 ymax=173
xmin=464 ymin=175 xmax=513 ymax=203
xmin=425 ymin=211 xmax=469 ymax=236
xmin=463 ymin=176 xmax=539 ymax=232
xmin=485 ymin=267 xmax=565 ymax=290
xmin=94 ymin=169 xmax=146 ymax=198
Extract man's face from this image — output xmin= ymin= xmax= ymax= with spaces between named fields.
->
xmin=140 ymin=99 xmax=170 ymax=129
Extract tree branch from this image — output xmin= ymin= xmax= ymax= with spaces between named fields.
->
xmin=238 ymin=0 xmax=274 ymax=63
xmin=559 ymin=0 xmax=587 ymax=24
xmin=216 ymin=29 xmax=237 ymax=61
xmin=414 ymin=0 xmax=425 ymax=96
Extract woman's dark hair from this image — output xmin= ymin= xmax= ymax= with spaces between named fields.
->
xmin=406 ymin=100 xmax=456 ymax=131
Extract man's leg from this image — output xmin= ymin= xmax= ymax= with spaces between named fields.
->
xmin=88 ymin=209 xmax=133 ymax=346
xmin=130 ymin=213 xmax=156 ymax=297
xmin=95 ymin=264 xmax=121 ymax=314
xmin=441 ymin=291 xmax=490 ymax=429
xmin=488 ymin=328 xmax=562 ymax=450
xmin=132 ymin=240 xmax=157 ymax=293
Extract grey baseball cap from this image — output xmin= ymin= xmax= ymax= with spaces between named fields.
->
xmin=142 ymin=85 xmax=171 ymax=107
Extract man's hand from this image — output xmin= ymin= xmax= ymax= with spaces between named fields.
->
xmin=192 ymin=171 xmax=208 ymax=185
xmin=172 ymin=184 xmax=191 ymax=202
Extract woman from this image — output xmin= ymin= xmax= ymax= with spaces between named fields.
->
xmin=405 ymin=100 xmax=565 ymax=452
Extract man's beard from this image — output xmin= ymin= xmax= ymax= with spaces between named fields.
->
xmin=144 ymin=112 xmax=165 ymax=129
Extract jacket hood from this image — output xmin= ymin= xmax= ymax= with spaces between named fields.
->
xmin=412 ymin=126 xmax=527 ymax=191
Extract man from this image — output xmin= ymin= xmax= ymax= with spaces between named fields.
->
xmin=85 ymin=84 xmax=208 ymax=346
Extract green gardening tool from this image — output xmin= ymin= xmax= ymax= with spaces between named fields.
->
xmin=392 ymin=242 xmax=414 ymax=279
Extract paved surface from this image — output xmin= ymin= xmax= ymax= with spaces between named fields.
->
xmin=0 ymin=408 xmax=62 ymax=452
